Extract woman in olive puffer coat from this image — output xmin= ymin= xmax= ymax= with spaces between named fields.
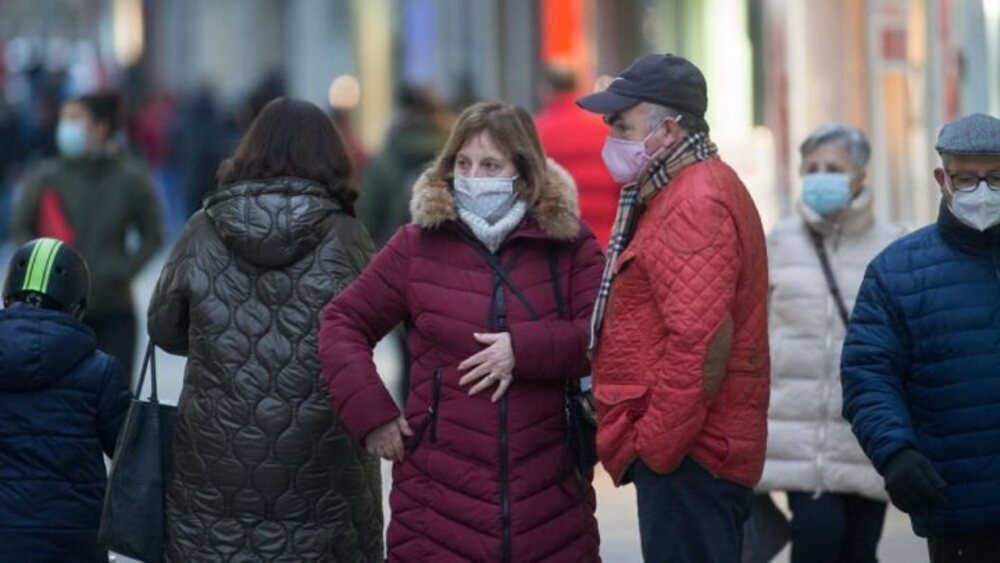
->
xmin=148 ymin=98 xmax=383 ymax=562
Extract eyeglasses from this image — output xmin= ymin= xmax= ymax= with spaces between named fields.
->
xmin=947 ymin=170 xmax=1000 ymax=192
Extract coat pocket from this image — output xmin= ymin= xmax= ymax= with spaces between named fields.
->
xmin=407 ymin=368 xmax=443 ymax=454
xmin=593 ymin=383 xmax=649 ymax=461
xmin=594 ymin=383 xmax=649 ymax=417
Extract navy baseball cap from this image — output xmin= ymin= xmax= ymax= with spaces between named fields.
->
xmin=577 ymin=53 xmax=708 ymax=117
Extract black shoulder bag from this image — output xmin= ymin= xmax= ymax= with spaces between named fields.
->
xmin=99 ymin=342 xmax=178 ymax=562
xmin=546 ymin=247 xmax=598 ymax=478
xmin=808 ymin=228 xmax=850 ymax=326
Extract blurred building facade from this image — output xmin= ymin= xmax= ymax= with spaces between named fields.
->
xmin=3 ymin=0 xmax=998 ymax=229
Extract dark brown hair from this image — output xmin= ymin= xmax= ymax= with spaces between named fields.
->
xmin=67 ymin=91 xmax=123 ymax=139
xmin=544 ymin=64 xmax=577 ymax=93
xmin=427 ymin=101 xmax=547 ymax=206
xmin=217 ymin=97 xmax=358 ymax=208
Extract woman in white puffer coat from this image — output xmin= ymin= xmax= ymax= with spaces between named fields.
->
xmin=751 ymin=124 xmax=905 ymax=563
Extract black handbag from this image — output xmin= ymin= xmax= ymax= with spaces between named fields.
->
xmin=99 ymin=342 xmax=177 ymax=562
xmin=546 ymin=247 xmax=598 ymax=477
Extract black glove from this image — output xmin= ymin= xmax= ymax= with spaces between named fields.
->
xmin=883 ymin=449 xmax=948 ymax=513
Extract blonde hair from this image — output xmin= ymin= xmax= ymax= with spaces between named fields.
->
xmin=427 ymin=101 xmax=547 ymax=207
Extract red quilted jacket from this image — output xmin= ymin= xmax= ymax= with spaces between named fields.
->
xmin=592 ymin=158 xmax=770 ymax=487
xmin=320 ymin=161 xmax=604 ymax=562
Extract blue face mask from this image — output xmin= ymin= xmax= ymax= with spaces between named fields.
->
xmin=802 ymin=172 xmax=852 ymax=216
xmin=56 ymin=119 xmax=89 ymax=159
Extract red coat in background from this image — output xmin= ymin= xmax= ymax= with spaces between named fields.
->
xmin=320 ymin=161 xmax=604 ymax=562
xmin=535 ymin=93 xmax=619 ymax=248
xmin=592 ymin=158 xmax=771 ymax=488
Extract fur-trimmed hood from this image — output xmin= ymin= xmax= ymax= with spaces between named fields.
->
xmin=409 ymin=158 xmax=582 ymax=241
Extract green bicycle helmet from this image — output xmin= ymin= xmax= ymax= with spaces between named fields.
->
xmin=3 ymin=238 xmax=90 ymax=317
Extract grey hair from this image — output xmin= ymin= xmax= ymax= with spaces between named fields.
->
xmin=646 ymin=103 xmax=710 ymax=134
xmin=799 ymin=123 xmax=871 ymax=172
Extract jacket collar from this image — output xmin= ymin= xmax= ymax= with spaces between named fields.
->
xmin=410 ymin=158 xmax=581 ymax=242
xmin=797 ymin=186 xmax=875 ymax=237
xmin=937 ymin=200 xmax=1000 ymax=255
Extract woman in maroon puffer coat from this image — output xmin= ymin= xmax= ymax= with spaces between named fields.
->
xmin=319 ymin=101 xmax=604 ymax=562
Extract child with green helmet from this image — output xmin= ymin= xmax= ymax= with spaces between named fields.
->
xmin=0 ymin=238 xmax=130 ymax=562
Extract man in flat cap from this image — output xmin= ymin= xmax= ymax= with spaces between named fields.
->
xmin=842 ymin=113 xmax=1000 ymax=563
xmin=578 ymin=53 xmax=770 ymax=560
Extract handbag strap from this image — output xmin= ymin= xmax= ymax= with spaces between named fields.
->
xmin=808 ymin=228 xmax=850 ymax=327
xmin=546 ymin=246 xmax=566 ymax=320
xmin=135 ymin=341 xmax=160 ymax=403
xmin=456 ymin=233 xmax=585 ymax=391
xmin=456 ymin=231 xmax=539 ymax=321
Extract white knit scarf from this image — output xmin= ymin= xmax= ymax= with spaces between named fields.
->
xmin=457 ymin=200 xmax=528 ymax=253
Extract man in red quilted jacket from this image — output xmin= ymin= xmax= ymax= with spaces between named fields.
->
xmin=579 ymin=53 xmax=770 ymax=562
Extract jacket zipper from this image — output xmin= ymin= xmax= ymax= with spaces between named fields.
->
xmin=429 ymin=368 xmax=442 ymax=442
xmin=407 ymin=368 xmax=442 ymax=453
xmin=500 ymin=395 xmax=511 ymax=563
xmin=493 ymin=271 xmax=512 ymax=563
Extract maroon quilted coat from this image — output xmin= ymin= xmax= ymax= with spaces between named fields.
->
xmin=320 ymin=161 xmax=604 ymax=562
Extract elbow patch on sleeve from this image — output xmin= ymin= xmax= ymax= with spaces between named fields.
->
xmin=702 ymin=316 xmax=734 ymax=397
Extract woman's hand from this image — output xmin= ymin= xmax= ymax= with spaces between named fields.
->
xmin=458 ymin=332 xmax=515 ymax=402
xmin=365 ymin=416 xmax=414 ymax=462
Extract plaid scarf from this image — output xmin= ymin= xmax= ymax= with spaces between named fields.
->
xmin=588 ymin=132 xmax=718 ymax=353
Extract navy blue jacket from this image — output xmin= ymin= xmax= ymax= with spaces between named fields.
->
xmin=842 ymin=204 xmax=1000 ymax=537
xmin=0 ymin=305 xmax=130 ymax=562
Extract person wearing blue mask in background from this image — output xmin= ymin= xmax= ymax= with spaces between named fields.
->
xmin=743 ymin=124 xmax=904 ymax=563
xmin=11 ymin=91 xmax=162 ymax=386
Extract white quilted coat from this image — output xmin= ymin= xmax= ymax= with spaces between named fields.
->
xmin=759 ymin=187 xmax=903 ymax=500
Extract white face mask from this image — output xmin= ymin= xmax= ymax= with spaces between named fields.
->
xmin=453 ymin=175 xmax=519 ymax=224
xmin=949 ymin=178 xmax=1000 ymax=232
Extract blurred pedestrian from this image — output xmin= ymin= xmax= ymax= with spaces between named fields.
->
xmin=330 ymin=108 xmax=368 ymax=182
xmin=131 ymin=91 xmax=185 ymax=237
xmin=148 ymin=97 xmax=383 ymax=562
xmin=0 ymin=92 xmax=19 ymax=243
xmin=169 ymin=86 xmax=236 ymax=217
xmin=579 ymin=53 xmax=770 ymax=562
xmin=11 ymin=91 xmax=162 ymax=383
xmin=355 ymin=84 xmax=450 ymax=405
xmin=0 ymin=238 xmax=130 ymax=563
xmin=357 ymin=84 xmax=449 ymax=247
xmin=17 ymin=91 xmax=60 ymax=163
xmin=320 ymin=101 xmax=604 ymax=562
xmin=748 ymin=124 xmax=904 ymax=563
xmin=535 ymin=65 xmax=619 ymax=248
xmin=842 ymin=113 xmax=1000 ymax=563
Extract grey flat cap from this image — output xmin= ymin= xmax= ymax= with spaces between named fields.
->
xmin=935 ymin=113 xmax=1000 ymax=155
